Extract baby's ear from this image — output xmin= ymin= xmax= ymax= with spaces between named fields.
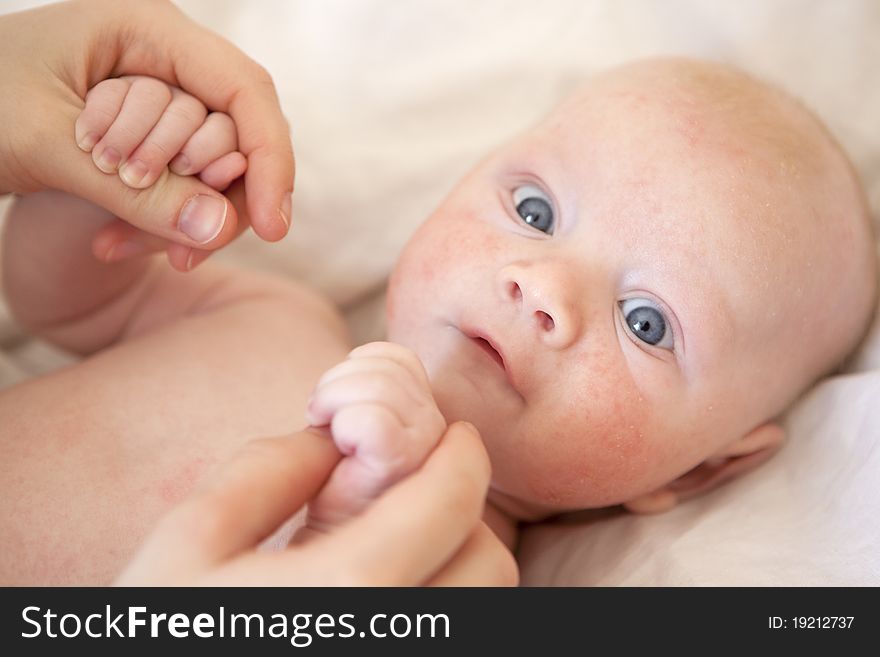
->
xmin=622 ymin=422 xmax=785 ymax=514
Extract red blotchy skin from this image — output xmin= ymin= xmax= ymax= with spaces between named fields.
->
xmin=158 ymin=456 xmax=213 ymax=504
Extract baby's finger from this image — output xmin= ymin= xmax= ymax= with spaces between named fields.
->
xmin=92 ymin=77 xmax=172 ymax=174
xmin=307 ymin=371 xmax=421 ymax=428
xmin=119 ymin=88 xmax=208 ymax=189
xmin=314 ymin=355 xmax=424 ymax=397
xmin=198 ymin=151 xmax=248 ymax=191
xmin=346 ymin=342 xmax=433 ymax=390
xmin=75 ymin=78 xmax=130 ymax=152
xmin=329 ymin=402 xmax=412 ymax=469
xmin=305 ymin=405 xmax=411 ymax=530
xmin=169 ymin=112 xmax=238 ymax=176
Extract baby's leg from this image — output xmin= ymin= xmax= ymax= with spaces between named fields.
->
xmin=0 ymin=270 xmax=350 ymax=584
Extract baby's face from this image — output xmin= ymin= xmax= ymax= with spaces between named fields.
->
xmin=386 ymin=64 xmax=870 ymax=517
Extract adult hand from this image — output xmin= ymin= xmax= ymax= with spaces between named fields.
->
xmin=116 ymin=422 xmax=518 ymax=586
xmin=0 ymin=0 xmax=293 ymax=265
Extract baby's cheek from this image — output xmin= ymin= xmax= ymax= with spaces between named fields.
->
xmin=566 ymin=401 xmax=653 ymax=503
xmin=390 ymin=211 xmax=500 ymax=320
xmin=517 ymin=351 xmax=669 ymax=509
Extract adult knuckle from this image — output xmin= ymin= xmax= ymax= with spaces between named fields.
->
xmin=250 ymin=62 xmax=275 ymax=88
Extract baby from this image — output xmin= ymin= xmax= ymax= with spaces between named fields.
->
xmin=1 ymin=58 xmax=875 ymax=582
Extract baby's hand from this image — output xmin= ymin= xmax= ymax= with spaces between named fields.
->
xmin=305 ymin=342 xmax=448 ymax=531
xmin=76 ymin=76 xmax=247 ymax=192
xmin=74 ymin=76 xmax=249 ymax=269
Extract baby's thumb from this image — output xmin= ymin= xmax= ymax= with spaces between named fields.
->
xmin=44 ymin=127 xmax=238 ymax=250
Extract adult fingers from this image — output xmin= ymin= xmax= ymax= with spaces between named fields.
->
xmin=426 ymin=523 xmax=519 ymax=587
xmin=165 ymin=178 xmax=253 ymax=271
xmin=287 ymin=422 xmax=491 ymax=586
xmin=116 ymin=429 xmax=340 ymax=585
xmin=91 ymin=178 xmax=254 ymax=271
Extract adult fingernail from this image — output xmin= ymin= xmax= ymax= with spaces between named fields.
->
xmin=119 ymin=159 xmax=150 ymax=188
xmin=78 ymin=132 xmax=100 ymax=152
xmin=178 ymin=195 xmax=227 ymax=244
xmin=104 ymin=240 xmax=145 ymax=263
xmin=94 ymin=146 xmax=121 ymax=173
xmin=279 ymin=194 xmax=292 ymax=231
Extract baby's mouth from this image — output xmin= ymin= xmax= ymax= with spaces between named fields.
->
xmin=468 ymin=332 xmax=525 ymax=399
xmin=473 ymin=336 xmax=506 ymax=370
xmin=456 ymin=324 xmax=525 ymax=400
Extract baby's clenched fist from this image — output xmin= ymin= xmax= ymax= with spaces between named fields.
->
xmin=76 ymin=75 xmax=247 ymax=192
xmin=305 ymin=342 xmax=447 ymax=530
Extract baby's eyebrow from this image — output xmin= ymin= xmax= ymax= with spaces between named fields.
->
xmin=661 ymin=272 xmax=736 ymax=365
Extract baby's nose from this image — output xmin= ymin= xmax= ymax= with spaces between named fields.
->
xmin=498 ymin=262 xmax=580 ymax=349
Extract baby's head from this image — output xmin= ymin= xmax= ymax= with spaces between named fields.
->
xmin=386 ymin=57 xmax=877 ymax=519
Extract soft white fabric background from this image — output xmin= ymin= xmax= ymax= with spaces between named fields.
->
xmin=1 ymin=0 xmax=878 ymax=585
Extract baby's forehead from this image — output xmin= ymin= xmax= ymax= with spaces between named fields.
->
xmin=549 ymin=63 xmax=823 ymax=166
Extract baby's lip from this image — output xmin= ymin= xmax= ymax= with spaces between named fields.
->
xmin=461 ymin=326 xmax=525 ymax=398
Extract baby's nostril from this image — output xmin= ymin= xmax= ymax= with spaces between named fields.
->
xmin=508 ymin=281 xmax=523 ymax=302
xmin=535 ymin=310 xmax=554 ymax=331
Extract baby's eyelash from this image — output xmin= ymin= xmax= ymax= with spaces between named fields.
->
xmin=507 ymin=178 xmax=558 ymax=236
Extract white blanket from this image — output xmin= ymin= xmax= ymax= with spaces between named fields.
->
xmin=1 ymin=0 xmax=878 ymax=585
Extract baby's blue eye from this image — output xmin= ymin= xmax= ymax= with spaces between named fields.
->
xmin=620 ymin=298 xmax=673 ymax=349
xmin=512 ymin=184 xmax=555 ymax=234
